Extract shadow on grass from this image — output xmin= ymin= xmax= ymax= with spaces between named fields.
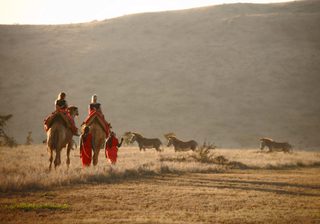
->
xmin=2 ymin=160 xmax=320 ymax=193
xmin=160 ymin=177 xmax=320 ymax=197
xmin=197 ymin=178 xmax=320 ymax=190
xmin=227 ymin=161 xmax=320 ymax=170
xmin=3 ymin=202 xmax=69 ymax=211
xmin=0 ymin=163 xmax=174 ymax=193
xmin=196 ymin=183 xmax=320 ymax=197
xmin=161 ymin=155 xmax=320 ymax=171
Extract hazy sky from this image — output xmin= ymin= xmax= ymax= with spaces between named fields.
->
xmin=1 ymin=0 xmax=295 ymax=25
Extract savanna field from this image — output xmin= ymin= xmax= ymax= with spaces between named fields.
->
xmin=0 ymin=145 xmax=320 ymax=223
xmin=1 ymin=0 xmax=320 ymax=223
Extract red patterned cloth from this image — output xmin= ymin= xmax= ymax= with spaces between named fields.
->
xmin=80 ymin=133 xmax=93 ymax=167
xmin=44 ymin=109 xmax=77 ymax=134
xmin=105 ymin=136 xmax=119 ymax=164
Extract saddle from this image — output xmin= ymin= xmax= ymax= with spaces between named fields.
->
xmin=44 ymin=111 xmax=73 ymax=132
xmin=82 ymin=111 xmax=109 ymax=133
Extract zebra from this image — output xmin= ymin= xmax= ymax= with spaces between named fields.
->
xmin=260 ymin=138 xmax=292 ymax=153
xmin=167 ymin=136 xmax=198 ymax=152
xmin=130 ymin=132 xmax=162 ymax=152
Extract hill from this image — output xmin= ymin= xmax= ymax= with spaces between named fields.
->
xmin=0 ymin=0 xmax=319 ymax=148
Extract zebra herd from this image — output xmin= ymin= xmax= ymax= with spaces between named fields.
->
xmin=125 ymin=132 xmax=293 ymax=153
xmin=128 ymin=132 xmax=196 ymax=152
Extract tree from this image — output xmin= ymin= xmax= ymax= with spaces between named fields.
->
xmin=0 ymin=114 xmax=18 ymax=147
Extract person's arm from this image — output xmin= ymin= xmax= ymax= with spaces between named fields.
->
xmin=79 ymin=135 xmax=83 ymax=157
xmin=88 ymin=104 xmax=91 ymax=114
xmin=104 ymin=138 xmax=109 ymax=158
xmin=118 ymin=138 xmax=124 ymax=148
xmin=55 ymin=100 xmax=60 ymax=111
xmin=97 ymin=104 xmax=102 ymax=114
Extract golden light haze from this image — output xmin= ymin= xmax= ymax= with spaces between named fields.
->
xmin=1 ymin=0 xmax=296 ymax=25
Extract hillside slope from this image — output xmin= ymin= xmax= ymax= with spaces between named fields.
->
xmin=0 ymin=1 xmax=319 ymax=148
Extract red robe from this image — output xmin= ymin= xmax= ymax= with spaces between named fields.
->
xmin=105 ymin=136 xmax=119 ymax=164
xmin=80 ymin=133 xmax=93 ymax=167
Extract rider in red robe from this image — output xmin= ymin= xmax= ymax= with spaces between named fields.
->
xmin=44 ymin=92 xmax=78 ymax=135
xmin=79 ymin=126 xmax=95 ymax=167
xmin=105 ymin=132 xmax=123 ymax=164
xmin=83 ymin=94 xmax=110 ymax=138
xmin=55 ymin=92 xmax=68 ymax=111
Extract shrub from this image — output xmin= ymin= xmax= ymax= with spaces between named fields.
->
xmin=190 ymin=142 xmax=217 ymax=163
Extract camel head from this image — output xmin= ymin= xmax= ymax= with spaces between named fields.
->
xmin=68 ymin=106 xmax=79 ymax=117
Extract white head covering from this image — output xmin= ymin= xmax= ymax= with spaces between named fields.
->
xmin=91 ymin=94 xmax=97 ymax=103
xmin=58 ymin=92 xmax=66 ymax=100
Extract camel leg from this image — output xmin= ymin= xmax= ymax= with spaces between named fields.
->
xmin=92 ymin=149 xmax=99 ymax=166
xmin=66 ymin=143 xmax=71 ymax=168
xmin=48 ymin=148 xmax=53 ymax=171
xmin=54 ymin=149 xmax=61 ymax=168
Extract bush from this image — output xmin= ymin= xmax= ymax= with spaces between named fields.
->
xmin=190 ymin=142 xmax=217 ymax=163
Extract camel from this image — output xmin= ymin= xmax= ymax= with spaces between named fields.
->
xmin=82 ymin=114 xmax=108 ymax=165
xmin=46 ymin=106 xmax=79 ymax=170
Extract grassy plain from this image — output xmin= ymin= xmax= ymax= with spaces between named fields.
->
xmin=0 ymin=145 xmax=319 ymax=223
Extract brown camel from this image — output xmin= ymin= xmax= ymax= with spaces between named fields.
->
xmin=82 ymin=115 xmax=108 ymax=166
xmin=46 ymin=106 xmax=79 ymax=170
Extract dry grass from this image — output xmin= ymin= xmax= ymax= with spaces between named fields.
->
xmin=4 ymin=202 xmax=69 ymax=211
xmin=0 ymin=145 xmax=319 ymax=192
xmin=1 ymin=169 xmax=320 ymax=224
xmin=217 ymin=149 xmax=320 ymax=169
xmin=1 ymin=145 xmax=320 ymax=223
